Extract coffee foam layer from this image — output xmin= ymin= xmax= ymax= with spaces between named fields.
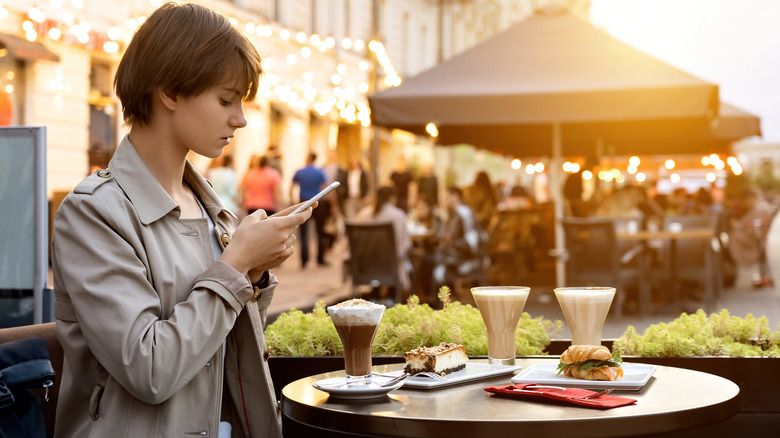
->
xmin=328 ymin=299 xmax=385 ymax=325
xmin=555 ymin=290 xmax=614 ymax=302
xmin=471 ymin=288 xmax=530 ymax=301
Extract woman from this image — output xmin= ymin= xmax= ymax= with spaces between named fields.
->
xmin=729 ymin=188 xmax=776 ymax=287
xmin=411 ymin=194 xmax=443 ymax=235
xmin=409 ymin=193 xmax=443 ymax=253
xmin=242 ymin=154 xmax=282 ymax=215
xmin=206 ymin=153 xmax=239 ymax=214
xmin=51 ymin=3 xmax=311 ymax=437
xmin=355 ymin=185 xmax=412 ymax=293
xmin=466 ymin=171 xmax=497 ymax=231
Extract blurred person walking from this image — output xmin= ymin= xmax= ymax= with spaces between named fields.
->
xmin=266 ymin=143 xmax=283 ymax=176
xmin=390 ymin=156 xmax=414 ymax=213
xmin=291 ymin=152 xmax=329 ymax=267
xmin=341 ymin=155 xmax=369 ymax=220
xmin=729 ymin=188 xmax=776 ymax=287
xmin=754 ymin=159 xmax=780 ymax=205
xmin=206 ymin=153 xmax=239 ymax=215
xmin=242 ymin=154 xmax=282 ymax=215
xmin=321 ymin=150 xmax=344 ymax=248
xmin=50 ymin=3 xmax=311 ymax=437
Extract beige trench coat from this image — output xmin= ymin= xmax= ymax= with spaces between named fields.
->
xmin=52 ymin=137 xmax=282 ymax=438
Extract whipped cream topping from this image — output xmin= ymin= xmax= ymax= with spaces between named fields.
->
xmin=327 ymin=299 xmax=385 ymax=325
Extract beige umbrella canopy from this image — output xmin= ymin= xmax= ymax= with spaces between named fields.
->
xmin=368 ymin=8 xmax=725 ymax=157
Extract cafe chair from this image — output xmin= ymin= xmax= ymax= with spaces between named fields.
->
xmin=662 ymin=214 xmax=720 ymax=311
xmin=561 ymin=217 xmax=640 ymax=319
xmin=344 ymin=223 xmax=403 ymax=305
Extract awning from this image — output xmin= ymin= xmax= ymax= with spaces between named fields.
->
xmin=368 ymin=8 xmax=728 ymax=159
xmin=0 ymin=33 xmax=59 ymax=62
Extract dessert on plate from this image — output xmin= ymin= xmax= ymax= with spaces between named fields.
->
xmin=557 ymin=344 xmax=623 ymax=381
xmin=403 ymin=342 xmax=468 ymax=375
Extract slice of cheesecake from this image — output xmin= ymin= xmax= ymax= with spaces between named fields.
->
xmin=403 ymin=342 xmax=468 ymax=375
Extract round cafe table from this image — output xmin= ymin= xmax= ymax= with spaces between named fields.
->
xmin=281 ymin=358 xmax=739 ymax=438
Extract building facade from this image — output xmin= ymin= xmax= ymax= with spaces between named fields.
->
xmin=0 ymin=0 xmax=587 ymax=201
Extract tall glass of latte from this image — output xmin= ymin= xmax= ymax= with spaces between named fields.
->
xmin=327 ymin=299 xmax=386 ymax=384
xmin=471 ymin=286 xmax=530 ymax=365
xmin=554 ymin=287 xmax=615 ymax=346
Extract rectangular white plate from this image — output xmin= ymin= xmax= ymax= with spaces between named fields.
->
xmin=510 ymin=363 xmax=656 ymax=391
xmin=380 ymin=363 xmax=523 ymax=389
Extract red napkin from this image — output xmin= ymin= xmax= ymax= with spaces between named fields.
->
xmin=484 ymin=383 xmax=637 ymax=409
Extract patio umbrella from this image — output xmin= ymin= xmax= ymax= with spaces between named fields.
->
xmin=368 ymin=8 xmax=759 ymax=286
xmin=369 ymin=8 xmax=721 ymax=153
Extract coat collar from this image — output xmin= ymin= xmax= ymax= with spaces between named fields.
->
xmin=109 ymin=136 xmax=236 ymax=225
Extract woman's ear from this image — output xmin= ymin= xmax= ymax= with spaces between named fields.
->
xmin=158 ymin=87 xmax=178 ymax=111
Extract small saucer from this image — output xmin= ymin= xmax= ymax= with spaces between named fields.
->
xmin=312 ymin=376 xmax=404 ymax=400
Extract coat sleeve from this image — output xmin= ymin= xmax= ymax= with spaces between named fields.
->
xmin=52 ymin=193 xmax=254 ymax=405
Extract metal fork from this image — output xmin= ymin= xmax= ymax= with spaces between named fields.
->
xmin=373 ymin=371 xmax=448 ymax=384
xmin=414 ymin=371 xmax=448 ymax=382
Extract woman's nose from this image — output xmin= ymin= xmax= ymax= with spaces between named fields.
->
xmin=231 ymin=106 xmax=248 ymax=128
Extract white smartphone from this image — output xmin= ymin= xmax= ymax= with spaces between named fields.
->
xmin=292 ymin=181 xmax=340 ymax=214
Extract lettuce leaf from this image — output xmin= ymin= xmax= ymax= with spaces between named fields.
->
xmin=556 ymin=351 xmax=622 ymax=375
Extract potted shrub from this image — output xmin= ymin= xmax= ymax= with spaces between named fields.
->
xmin=608 ymin=309 xmax=780 ymax=431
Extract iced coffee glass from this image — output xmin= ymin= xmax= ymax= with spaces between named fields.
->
xmin=327 ymin=299 xmax=386 ymax=384
xmin=471 ymin=286 xmax=530 ymax=365
xmin=554 ymin=287 xmax=615 ymax=346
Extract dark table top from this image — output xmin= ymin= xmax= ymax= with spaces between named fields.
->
xmin=281 ymin=358 xmax=740 ymax=438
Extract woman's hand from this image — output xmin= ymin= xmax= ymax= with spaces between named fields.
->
xmin=220 ymin=203 xmax=313 ymax=276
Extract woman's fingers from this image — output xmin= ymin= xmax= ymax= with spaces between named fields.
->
xmin=277 ymin=234 xmax=296 ymax=259
xmin=274 ymin=202 xmax=317 ymax=217
xmin=284 ymin=233 xmax=296 ymax=249
xmin=248 ymin=208 xmax=268 ymax=220
xmin=223 ymin=206 xmax=312 ymax=274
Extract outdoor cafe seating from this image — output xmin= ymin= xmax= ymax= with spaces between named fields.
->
xmin=560 ymin=217 xmax=639 ymax=319
xmin=587 ymin=212 xmax=726 ymax=316
xmin=659 ymin=214 xmax=723 ymax=308
xmin=343 ymin=222 xmax=404 ymax=305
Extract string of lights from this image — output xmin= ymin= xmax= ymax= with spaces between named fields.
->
xmin=4 ymin=1 xmax=403 ymax=127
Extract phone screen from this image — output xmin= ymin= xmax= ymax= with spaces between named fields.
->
xmin=292 ymin=181 xmax=340 ymax=214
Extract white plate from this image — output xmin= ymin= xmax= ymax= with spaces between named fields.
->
xmin=312 ymin=376 xmax=405 ymax=400
xmin=379 ymin=363 xmax=523 ymax=389
xmin=510 ymin=363 xmax=656 ymax=391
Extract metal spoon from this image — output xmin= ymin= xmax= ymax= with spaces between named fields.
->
xmin=379 ymin=373 xmax=409 ymax=387
xmin=574 ymin=388 xmax=614 ymax=400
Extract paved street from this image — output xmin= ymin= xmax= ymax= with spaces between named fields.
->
xmin=269 ymin=217 xmax=780 ymax=341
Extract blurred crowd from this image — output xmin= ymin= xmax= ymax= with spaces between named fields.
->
xmin=205 ymin=151 xmax=780 ymax=304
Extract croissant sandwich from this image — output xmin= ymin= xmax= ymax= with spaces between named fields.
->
xmin=557 ymin=345 xmax=624 ymax=381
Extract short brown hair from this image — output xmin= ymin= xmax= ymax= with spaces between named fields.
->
xmin=114 ymin=2 xmax=263 ymax=127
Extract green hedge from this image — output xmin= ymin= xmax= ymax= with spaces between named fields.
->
xmin=614 ymin=309 xmax=780 ymax=357
xmin=265 ymin=288 xmax=562 ymax=357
